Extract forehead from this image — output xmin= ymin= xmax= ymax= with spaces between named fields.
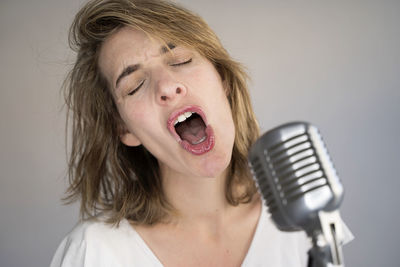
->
xmin=98 ymin=27 xmax=158 ymax=70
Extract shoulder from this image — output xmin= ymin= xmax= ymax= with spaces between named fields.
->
xmin=242 ymin=206 xmax=311 ymax=267
xmin=49 ymin=217 xmax=158 ymax=267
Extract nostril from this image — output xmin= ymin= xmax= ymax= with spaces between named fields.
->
xmin=159 ymin=87 xmax=183 ymax=102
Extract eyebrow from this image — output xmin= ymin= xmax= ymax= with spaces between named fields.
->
xmin=115 ymin=64 xmax=140 ymax=88
xmin=160 ymin=43 xmax=176 ymax=54
xmin=115 ymin=43 xmax=176 ymax=89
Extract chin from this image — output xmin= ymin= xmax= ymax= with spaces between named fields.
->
xmin=198 ymin=132 xmax=235 ymax=178
xmin=196 ymin=149 xmax=232 ymax=178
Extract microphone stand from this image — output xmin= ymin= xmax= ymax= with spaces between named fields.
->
xmin=307 ymin=210 xmax=345 ymax=267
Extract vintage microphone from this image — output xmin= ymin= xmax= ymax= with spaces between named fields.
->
xmin=248 ymin=122 xmax=350 ymax=267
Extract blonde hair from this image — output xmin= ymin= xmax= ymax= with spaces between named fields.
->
xmin=64 ymin=0 xmax=260 ymax=225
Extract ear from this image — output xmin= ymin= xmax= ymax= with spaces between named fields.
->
xmin=119 ymin=127 xmax=142 ymax=147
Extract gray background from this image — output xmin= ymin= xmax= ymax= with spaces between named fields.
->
xmin=1 ymin=0 xmax=399 ymax=266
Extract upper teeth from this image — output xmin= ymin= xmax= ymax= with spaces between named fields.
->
xmin=174 ymin=111 xmax=193 ymax=126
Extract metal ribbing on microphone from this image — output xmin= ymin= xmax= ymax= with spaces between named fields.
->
xmin=248 ymin=121 xmax=344 ymax=234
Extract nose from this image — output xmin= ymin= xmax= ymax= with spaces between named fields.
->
xmin=154 ymin=68 xmax=187 ymax=105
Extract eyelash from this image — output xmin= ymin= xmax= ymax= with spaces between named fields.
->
xmin=127 ymin=58 xmax=192 ymax=96
xmin=170 ymin=58 xmax=192 ymax=67
xmin=128 ymin=80 xmax=144 ymax=96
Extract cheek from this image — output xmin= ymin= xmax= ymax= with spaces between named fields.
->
xmin=118 ymin=101 xmax=148 ymax=132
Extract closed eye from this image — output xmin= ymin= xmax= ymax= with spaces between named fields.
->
xmin=170 ymin=58 xmax=192 ymax=67
xmin=128 ymin=80 xmax=145 ymax=96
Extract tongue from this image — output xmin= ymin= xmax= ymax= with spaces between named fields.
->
xmin=175 ymin=116 xmax=207 ymax=145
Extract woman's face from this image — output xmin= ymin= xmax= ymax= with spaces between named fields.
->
xmin=98 ymin=27 xmax=235 ymax=179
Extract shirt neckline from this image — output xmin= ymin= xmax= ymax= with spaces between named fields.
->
xmin=122 ymin=220 xmax=164 ymax=266
xmin=123 ymin=202 xmax=265 ymax=267
xmin=241 ymin=202 xmax=266 ymax=265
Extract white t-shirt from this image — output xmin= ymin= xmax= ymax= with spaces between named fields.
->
xmin=50 ymin=206 xmax=311 ymax=267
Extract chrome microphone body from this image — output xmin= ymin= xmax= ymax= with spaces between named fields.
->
xmin=248 ymin=122 xmax=347 ymax=267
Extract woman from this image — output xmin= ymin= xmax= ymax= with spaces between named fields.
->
xmin=51 ymin=0 xmax=309 ymax=266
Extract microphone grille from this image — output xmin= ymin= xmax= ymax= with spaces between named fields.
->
xmin=249 ymin=122 xmax=344 ymax=231
xmin=250 ymin=156 xmax=278 ymax=211
xmin=265 ymin=129 xmax=327 ymax=205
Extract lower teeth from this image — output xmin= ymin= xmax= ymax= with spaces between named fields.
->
xmin=191 ymin=136 xmax=206 ymax=145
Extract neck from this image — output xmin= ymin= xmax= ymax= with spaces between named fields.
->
xmin=161 ymin=166 xmax=232 ymax=225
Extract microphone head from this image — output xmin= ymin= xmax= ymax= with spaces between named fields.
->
xmin=248 ymin=122 xmax=344 ymax=233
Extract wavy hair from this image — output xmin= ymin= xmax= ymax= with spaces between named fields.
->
xmin=64 ymin=0 xmax=260 ymax=225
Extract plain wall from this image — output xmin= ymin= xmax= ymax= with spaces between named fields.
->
xmin=1 ymin=0 xmax=399 ymax=266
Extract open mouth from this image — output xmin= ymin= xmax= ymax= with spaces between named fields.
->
xmin=168 ymin=106 xmax=215 ymax=155
xmin=175 ymin=112 xmax=207 ymax=145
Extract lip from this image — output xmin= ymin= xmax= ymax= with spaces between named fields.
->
xmin=167 ymin=105 xmax=215 ymax=155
